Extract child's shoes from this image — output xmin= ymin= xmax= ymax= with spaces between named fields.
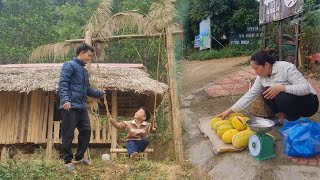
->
xmin=130 ymin=152 xmax=139 ymax=160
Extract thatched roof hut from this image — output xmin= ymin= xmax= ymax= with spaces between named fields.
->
xmin=0 ymin=63 xmax=168 ymax=152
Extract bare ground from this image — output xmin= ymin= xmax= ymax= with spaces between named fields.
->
xmin=180 ymin=57 xmax=320 ymax=180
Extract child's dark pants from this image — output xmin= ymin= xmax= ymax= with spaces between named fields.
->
xmin=126 ymin=138 xmax=150 ymax=156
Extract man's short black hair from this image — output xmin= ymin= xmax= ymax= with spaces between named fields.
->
xmin=76 ymin=43 xmax=94 ymax=56
xmin=140 ymin=107 xmax=151 ymax=122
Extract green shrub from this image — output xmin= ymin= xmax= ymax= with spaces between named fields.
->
xmin=188 ymin=45 xmax=255 ymax=61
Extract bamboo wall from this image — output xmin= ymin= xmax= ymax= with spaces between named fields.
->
xmin=0 ymin=90 xmax=111 ymax=145
xmin=0 ymin=90 xmax=52 ymax=144
xmin=0 ymin=90 xmax=158 ymax=146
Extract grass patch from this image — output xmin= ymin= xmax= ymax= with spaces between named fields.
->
xmin=0 ymin=157 xmax=191 ymax=180
xmin=187 ymin=46 xmax=255 ymax=61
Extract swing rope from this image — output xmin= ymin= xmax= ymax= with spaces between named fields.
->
xmin=151 ymin=32 xmax=163 ymax=129
xmin=91 ymin=45 xmax=112 ymax=142
xmin=92 ymin=34 xmax=163 ymax=139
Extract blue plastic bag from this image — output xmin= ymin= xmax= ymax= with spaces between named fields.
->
xmin=279 ymin=118 xmax=320 ymax=157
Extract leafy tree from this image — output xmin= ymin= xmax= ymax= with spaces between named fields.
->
xmin=0 ymin=0 xmax=101 ymax=64
xmin=185 ymin=0 xmax=259 ymax=48
xmin=0 ymin=0 xmax=57 ymax=63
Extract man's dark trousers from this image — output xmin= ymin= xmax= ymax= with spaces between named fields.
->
xmin=61 ymin=109 xmax=91 ymax=164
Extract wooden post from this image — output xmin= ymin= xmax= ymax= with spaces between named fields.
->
xmin=1 ymin=146 xmax=7 ymax=160
xmin=263 ymin=25 xmax=267 ymax=49
xmin=85 ymin=30 xmax=93 ymax=70
xmin=165 ymin=26 xmax=184 ymax=162
xmin=295 ymin=19 xmax=302 ymax=67
xmin=46 ymin=92 xmax=55 ymax=159
xmin=278 ymin=21 xmax=283 ymax=61
xmin=111 ymin=91 xmax=118 ymax=160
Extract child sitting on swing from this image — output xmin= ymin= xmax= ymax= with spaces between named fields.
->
xmin=107 ymin=107 xmax=157 ymax=160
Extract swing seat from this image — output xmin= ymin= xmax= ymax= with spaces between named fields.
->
xmin=110 ymin=148 xmax=154 ymax=159
xmin=110 ymin=148 xmax=154 ymax=153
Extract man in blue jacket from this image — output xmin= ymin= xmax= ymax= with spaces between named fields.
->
xmin=59 ymin=43 xmax=104 ymax=172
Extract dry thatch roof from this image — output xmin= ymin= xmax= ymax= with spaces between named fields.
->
xmin=0 ymin=63 xmax=168 ymax=95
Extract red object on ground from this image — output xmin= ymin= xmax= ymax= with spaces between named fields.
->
xmin=306 ymin=53 xmax=320 ymax=63
xmin=290 ymin=156 xmax=320 ymax=166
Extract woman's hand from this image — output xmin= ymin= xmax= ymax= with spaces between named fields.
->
xmin=263 ymin=85 xmax=285 ymax=99
xmin=217 ymin=108 xmax=234 ymax=120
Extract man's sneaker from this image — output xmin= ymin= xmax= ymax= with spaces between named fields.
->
xmin=65 ymin=163 xmax=75 ymax=172
xmin=130 ymin=152 xmax=139 ymax=160
xmin=73 ymin=158 xmax=92 ymax=166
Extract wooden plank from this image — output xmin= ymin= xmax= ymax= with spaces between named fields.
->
xmin=54 ymin=121 xmax=60 ymax=144
xmin=15 ymin=93 xmax=24 ymax=143
xmin=11 ymin=93 xmax=18 ymax=143
xmin=110 ymin=148 xmax=154 ymax=153
xmin=21 ymin=93 xmax=31 ymax=143
xmin=46 ymin=92 xmax=55 ymax=159
xmin=13 ymin=93 xmax=21 ymax=144
xmin=27 ymin=91 xmax=36 ymax=143
xmin=111 ymin=90 xmax=118 ymax=160
xmin=1 ymin=92 xmax=6 ymax=143
xmin=0 ymin=92 xmax=4 ymax=144
xmin=37 ymin=91 xmax=45 ymax=144
xmin=11 ymin=92 xmax=18 ymax=144
xmin=3 ymin=92 xmax=10 ymax=144
xmin=1 ymin=146 xmax=7 ymax=160
xmin=90 ymin=127 xmax=93 ymax=143
xmin=5 ymin=92 xmax=13 ymax=144
xmin=107 ymin=121 xmax=111 ymax=143
xmin=102 ymin=120 xmax=107 ymax=143
xmin=41 ymin=93 xmax=50 ymax=143
xmin=95 ymin=115 xmax=101 ymax=143
xmin=33 ymin=90 xmax=41 ymax=144
xmin=9 ymin=93 xmax=16 ymax=144
xmin=4 ymin=92 xmax=12 ymax=144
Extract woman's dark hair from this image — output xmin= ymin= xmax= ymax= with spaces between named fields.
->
xmin=76 ymin=43 xmax=95 ymax=56
xmin=250 ymin=49 xmax=278 ymax=65
xmin=140 ymin=107 xmax=151 ymax=122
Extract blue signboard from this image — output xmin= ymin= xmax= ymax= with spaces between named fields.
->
xmin=194 ymin=35 xmax=200 ymax=49
xmin=199 ymin=16 xmax=211 ymax=50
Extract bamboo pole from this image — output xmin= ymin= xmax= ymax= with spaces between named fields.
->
xmin=295 ymin=19 xmax=302 ymax=67
xmin=85 ymin=30 xmax=93 ymax=70
xmin=65 ymin=31 xmax=183 ymax=43
xmin=111 ymin=91 xmax=118 ymax=160
xmin=279 ymin=21 xmax=283 ymax=61
xmin=46 ymin=92 xmax=55 ymax=159
xmin=165 ymin=26 xmax=184 ymax=162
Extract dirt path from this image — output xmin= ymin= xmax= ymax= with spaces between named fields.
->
xmin=181 ymin=56 xmax=249 ymax=95
xmin=180 ymin=57 xmax=320 ymax=180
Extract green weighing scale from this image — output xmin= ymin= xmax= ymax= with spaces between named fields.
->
xmin=247 ymin=117 xmax=276 ymax=161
